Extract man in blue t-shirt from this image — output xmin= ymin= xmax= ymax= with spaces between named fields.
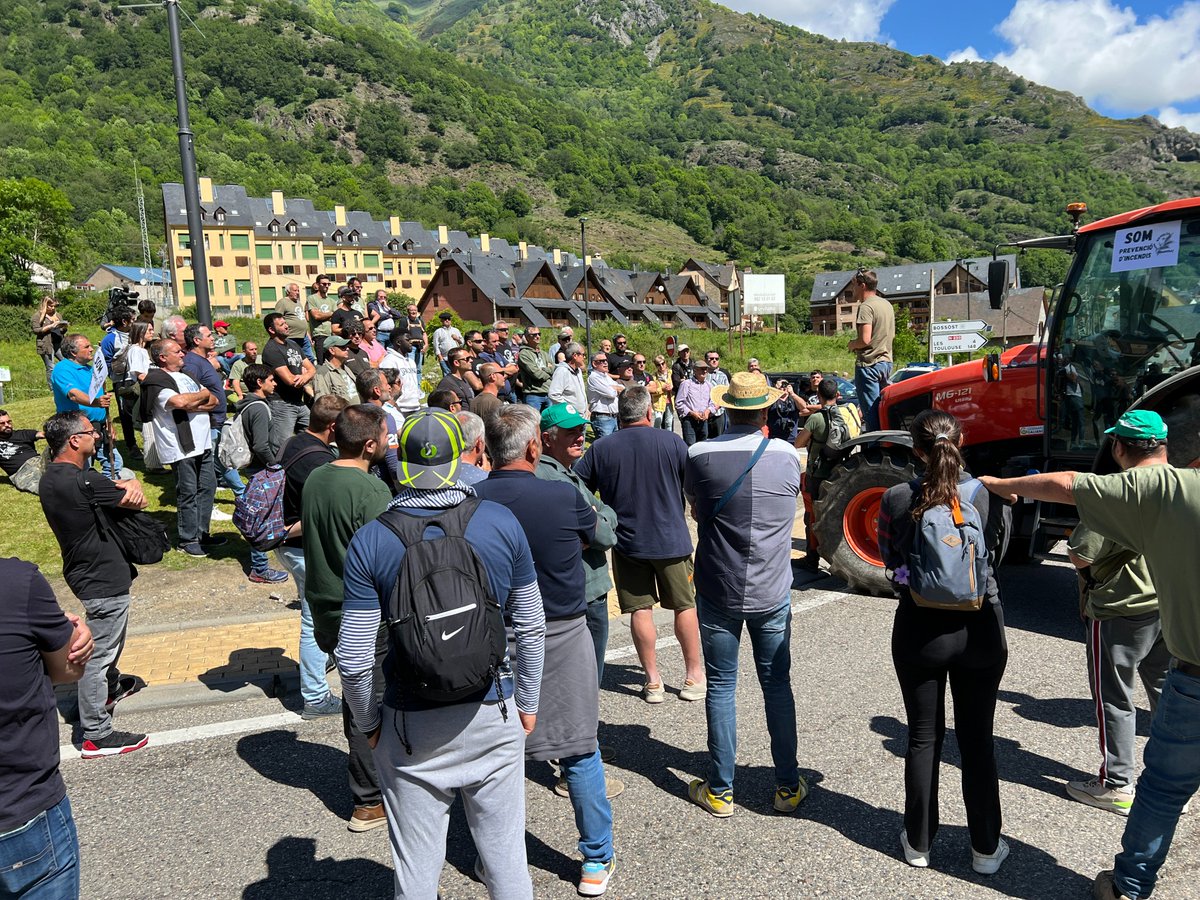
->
xmin=337 ymin=409 xmax=546 ymax=899
xmin=50 ymin=334 xmax=122 ymax=476
xmin=575 ymin=384 xmax=705 ymax=706
xmin=476 ymin=404 xmax=617 ymax=897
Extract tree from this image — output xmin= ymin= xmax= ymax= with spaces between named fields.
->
xmin=0 ymin=177 xmax=74 ymax=304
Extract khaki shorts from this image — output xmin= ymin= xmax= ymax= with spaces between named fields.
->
xmin=613 ymin=550 xmax=695 ymax=614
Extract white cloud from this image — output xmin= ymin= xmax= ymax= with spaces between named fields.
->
xmin=1158 ymin=106 xmax=1200 ymax=133
xmin=721 ymin=0 xmax=897 ymax=43
xmin=946 ymin=45 xmax=982 ymax=63
xmin=992 ymin=0 xmax=1200 ymax=112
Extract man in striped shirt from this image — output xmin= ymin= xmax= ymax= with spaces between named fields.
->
xmin=337 ymin=409 xmax=546 ymax=900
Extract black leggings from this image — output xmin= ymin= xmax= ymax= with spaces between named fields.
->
xmin=891 ymin=601 xmax=1008 ymax=854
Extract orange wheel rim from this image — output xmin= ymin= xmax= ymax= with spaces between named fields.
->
xmin=843 ymin=487 xmax=885 ymax=567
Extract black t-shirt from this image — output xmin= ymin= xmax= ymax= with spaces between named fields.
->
xmin=607 ymin=351 xmax=633 ymax=375
xmin=345 ymin=348 xmax=372 ymax=380
xmin=0 ymin=430 xmax=39 ymax=476
xmin=39 ymin=462 xmax=134 ymax=599
xmin=330 ymin=307 xmax=364 ymax=336
xmin=0 ymin=558 xmax=72 ymax=833
xmin=436 ymin=374 xmax=476 ymax=403
xmin=262 ymin=338 xmax=307 ymax=406
xmin=474 ymin=470 xmax=596 ymax=619
xmin=279 ymin=431 xmax=337 ymax=544
xmin=631 ymin=370 xmax=651 ymax=387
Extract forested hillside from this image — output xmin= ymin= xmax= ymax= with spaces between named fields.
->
xmin=2 ymin=0 xmax=1199 ymax=322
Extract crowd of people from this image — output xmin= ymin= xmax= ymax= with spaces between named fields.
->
xmin=3 ymin=268 xmax=1195 ymax=900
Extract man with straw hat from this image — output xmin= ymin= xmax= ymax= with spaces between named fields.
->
xmin=682 ymin=372 xmax=807 ymax=818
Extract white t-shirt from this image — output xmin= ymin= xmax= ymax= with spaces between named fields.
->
xmin=379 ymin=350 xmax=424 ymax=412
xmin=127 ymin=345 xmax=150 ymax=380
xmin=150 ymin=371 xmax=212 ymax=464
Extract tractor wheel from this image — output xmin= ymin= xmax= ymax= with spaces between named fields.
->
xmin=814 ymin=448 xmax=917 ymax=596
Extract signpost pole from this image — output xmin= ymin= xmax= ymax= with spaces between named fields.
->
xmin=928 ymin=267 xmax=936 ymax=364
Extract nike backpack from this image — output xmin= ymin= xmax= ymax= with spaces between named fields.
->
xmin=906 ymin=479 xmax=989 ymax=611
xmin=378 ymin=497 xmax=507 ymax=703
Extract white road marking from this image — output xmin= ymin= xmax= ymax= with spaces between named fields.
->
xmin=59 ymin=589 xmax=849 ymax=760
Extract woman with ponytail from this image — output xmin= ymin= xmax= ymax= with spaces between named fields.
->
xmin=878 ymin=409 xmax=1010 ymax=875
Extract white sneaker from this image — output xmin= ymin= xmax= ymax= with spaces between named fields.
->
xmin=210 ymin=508 xmax=233 ymax=522
xmin=971 ymin=837 xmax=1009 ymax=875
xmin=899 ymin=829 xmax=929 ymax=867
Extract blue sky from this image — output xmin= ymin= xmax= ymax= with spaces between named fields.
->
xmin=721 ymin=1 xmax=1200 ymax=131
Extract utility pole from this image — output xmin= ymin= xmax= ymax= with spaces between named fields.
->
xmin=580 ymin=218 xmax=591 ymax=361
xmin=166 ymin=0 xmax=211 ymax=326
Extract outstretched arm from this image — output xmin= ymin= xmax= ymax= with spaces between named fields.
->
xmin=979 ymin=472 xmax=1078 ymax=505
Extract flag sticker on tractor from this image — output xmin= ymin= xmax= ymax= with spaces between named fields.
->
xmin=1112 ymin=220 xmax=1181 ymax=273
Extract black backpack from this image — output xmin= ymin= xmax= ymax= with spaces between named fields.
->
xmin=378 ymin=497 xmax=507 ymax=704
xmin=819 ymin=405 xmax=852 ymax=460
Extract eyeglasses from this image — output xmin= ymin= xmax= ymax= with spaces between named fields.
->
xmin=593 ymin=359 xmax=608 ymax=365
xmin=634 ymin=359 xmax=646 ymax=364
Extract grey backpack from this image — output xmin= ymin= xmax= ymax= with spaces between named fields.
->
xmin=906 ymin=479 xmax=988 ymax=611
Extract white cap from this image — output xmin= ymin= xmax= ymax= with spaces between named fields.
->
xmin=678 ymin=343 xmax=690 ymax=351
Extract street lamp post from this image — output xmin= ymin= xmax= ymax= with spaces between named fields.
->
xmin=166 ymin=0 xmax=211 ymax=327
xmin=580 ymin=217 xmax=591 ymax=361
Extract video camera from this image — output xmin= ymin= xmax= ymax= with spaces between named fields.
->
xmin=100 ymin=286 xmax=140 ymax=328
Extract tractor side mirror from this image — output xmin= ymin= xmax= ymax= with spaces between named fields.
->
xmin=983 ymin=352 xmax=1002 ymax=383
xmin=987 ymin=260 xmax=1008 ymax=310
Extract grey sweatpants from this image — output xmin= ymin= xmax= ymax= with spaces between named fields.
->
xmin=1085 ymin=612 xmax=1172 ymax=789
xmin=79 ymin=593 xmax=131 ymax=740
xmin=374 ymin=700 xmax=531 ymax=900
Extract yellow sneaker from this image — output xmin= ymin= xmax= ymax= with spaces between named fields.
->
xmin=688 ymin=779 xmax=735 ymax=818
xmin=773 ymin=778 xmax=810 ymax=813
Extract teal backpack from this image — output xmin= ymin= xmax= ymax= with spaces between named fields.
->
xmin=907 ymin=479 xmax=988 ymax=611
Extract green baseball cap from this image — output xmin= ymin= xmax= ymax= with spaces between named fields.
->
xmin=323 ymin=335 xmax=351 ymax=348
xmin=1105 ymin=409 xmax=1167 ymax=441
xmin=540 ymin=402 xmax=589 ymax=431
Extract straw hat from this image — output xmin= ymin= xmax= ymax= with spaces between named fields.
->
xmin=711 ymin=371 xmax=783 ymax=410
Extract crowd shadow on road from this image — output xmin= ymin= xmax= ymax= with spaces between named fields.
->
xmin=242 ymin=836 xmax=391 ymax=900
xmin=996 ymin=563 xmax=1081 ymax=642
xmin=870 ymin=715 xmax=1092 ymax=802
xmin=803 ymin=781 xmax=1094 ymax=899
xmin=199 ymin=648 xmax=297 ymax=693
xmin=999 ymin=689 xmax=1154 ymax=737
xmin=237 ymin=730 xmax=350 ymax=819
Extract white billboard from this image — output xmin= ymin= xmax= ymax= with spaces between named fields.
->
xmin=741 ymin=273 xmax=786 ymax=315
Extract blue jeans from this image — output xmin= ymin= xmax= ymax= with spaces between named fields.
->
xmin=559 ymin=749 xmax=614 ymax=864
xmin=274 ymin=545 xmax=333 ymax=705
xmin=438 ymin=358 xmax=450 ymax=376
xmin=680 ymin=416 xmax=706 ymax=446
xmin=697 ymin=596 xmax=798 ymax=795
xmin=591 ymin=413 xmax=617 ymax=440
xmin=524 ymin=395 xmax=550 ymax=413
xmin=172 ymin=449 xmax=216 ymax=545
xmin=586 ymin=596 xmax=609 ymax=687
xmin=0 ymin=795 xmax=79 ymax=900
xmin=210 ymin=428 xmax=248 ymax=493
xmin=1112 ymin=667 xmax=1200 ymax=899
xmin=218 ymin=353 xmax=244 ymax=376
xmin=854 ymin=361 xmax=892 ymax=432
xmin=92 ymin=440 xmax=123 ymax=479
xmin=409 ymin=346 xmax=424 ymax=370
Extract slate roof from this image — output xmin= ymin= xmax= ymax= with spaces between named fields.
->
xmin=810 ymin=255 xmax=1020 ymax=306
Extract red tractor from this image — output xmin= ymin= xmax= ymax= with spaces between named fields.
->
xmin=814 ymin=198 xmax=1200 ymax=594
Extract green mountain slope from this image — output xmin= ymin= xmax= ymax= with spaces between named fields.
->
xmin=2 ymin=0 xmax=1199 ymax=321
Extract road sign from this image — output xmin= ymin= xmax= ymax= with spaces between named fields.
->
xmin=665 ymin=335 xmax=677 ymax=357
xmin=931 ymin=332 xmax=989 ymax=354
xmin=930 ymin=320 xmax=993 ymax=336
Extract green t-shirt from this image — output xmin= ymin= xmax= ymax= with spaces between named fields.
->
xmin=300 ymin=464 xmax=392 ymax=641
xmin=306 ymin=293 xmax=334 ymax=338
xmin=1066 ymin=522 xmax=1157 ymax=620
xmin=1073 ymin=465 xmax=1200 ymax=664
xmin=275 ymin=297 xmax=308 ymax=336
xmin=803 ymin=405 xmax=860 ymax=478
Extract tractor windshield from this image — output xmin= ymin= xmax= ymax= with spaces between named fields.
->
xmin=1049 ymin=215 xmax=1200 ymax=455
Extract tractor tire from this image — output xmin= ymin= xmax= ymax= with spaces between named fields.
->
xmin=814 ymin=448 xmax=917 ymax=596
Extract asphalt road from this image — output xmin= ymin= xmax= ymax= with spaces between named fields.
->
xmin=59 ymin=558 xmax=1197 ymax=899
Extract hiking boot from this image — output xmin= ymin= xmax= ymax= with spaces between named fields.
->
xmin=642 ymin=682 xmax=665 ymax=704
xmin=679 ymin=679 xmax=707 ymax=702
xmin=899 ymin=829 xmax=930 ymax=867
xmin=347 ymin=803 xmax=387 ymax=833
xmin=578 ymin=858 xmax=616 ymax=897
xmin=773 ymin=778 xmax=809 ymax=814
xmin=1066 ymin=779 xmax=1135 ymax=817
xmin=180 ymin=541 xmax=206 ymax=557
xmin=1093 ymin=871 xmax=1130 ymax=899
xmin=300 ymin=694 xmax=342 ymax=720
xmin=688 ymin=779 xmax=734 ymax=818
xmin=105 ymin=674 xmax=147 ymax=711
xmin=81 ymin=730 xmax=148 ymax=759
xmin=248 ymin=568 xmax=289 ymax=584
xmin=971 ymin=837 xmax=1010 ymax=875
